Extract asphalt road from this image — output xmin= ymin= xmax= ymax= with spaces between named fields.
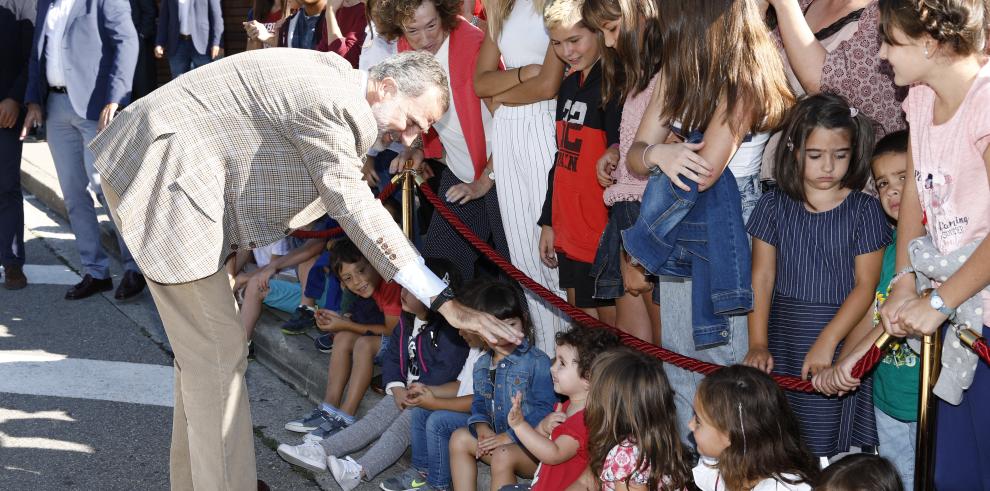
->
xmin=0 ymin=196 xmax=326 ymax=490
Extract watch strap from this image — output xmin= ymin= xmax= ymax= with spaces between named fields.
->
xmin=929 ymin=289 xmax=957 ymax=318
xmin=430 ymin=285 xmax=456 ymax=312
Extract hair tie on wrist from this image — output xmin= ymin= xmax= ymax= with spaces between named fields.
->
xmin=517 ymin=67 xmax=523 ymax=83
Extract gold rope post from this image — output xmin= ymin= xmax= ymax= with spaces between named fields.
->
xmin=915 ymin=329 xmax=942 ymax=491
xmin=402 ymin=161 xmax=414 ymax=239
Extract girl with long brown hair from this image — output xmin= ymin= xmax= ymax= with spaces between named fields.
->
xmin=621 ymin=0 xmax=794 ymax=445
xmin=580 ymin=0 xmax=664 ymax=346
xmin=691 ymin=365 xmax=820 ymax=490
xmin=586 ymin=349 xmax=692 ymax=490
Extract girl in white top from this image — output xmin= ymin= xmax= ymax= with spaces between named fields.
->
xmin=474 ymin=0 xmax=568 ymax=356
xmin=690 ymin=366 xmax=819 ymax=491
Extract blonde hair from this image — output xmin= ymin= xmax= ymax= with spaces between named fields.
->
xmin=484 ymin=0 xmax=549 ymax=40
xmin=543 ymin=0 xmax=585 ymax=30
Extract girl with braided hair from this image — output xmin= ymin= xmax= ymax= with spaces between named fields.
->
xmin=876 ymin=0 xmax=990 ymax=488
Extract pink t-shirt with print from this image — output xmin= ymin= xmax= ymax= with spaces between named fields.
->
xmin=903 ymin=61 xmax=990 ymax=325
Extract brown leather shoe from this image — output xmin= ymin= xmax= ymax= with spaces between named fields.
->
xmin=257 ymin=479 xmax=270 ymax=491
xmin=3 ymin=264 xmax=27 ymax=290
xmin=65 ymin=274 xmax=113 ymax=300
xmin=114 ymin=270 xmax=147 ymax=301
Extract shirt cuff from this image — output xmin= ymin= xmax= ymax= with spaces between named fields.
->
xmin=384 ymin=382 xmax=405 ymax=396
xmin=393 ymin=259 xmax=447 ymax=306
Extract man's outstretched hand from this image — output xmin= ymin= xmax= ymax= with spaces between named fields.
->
xmin=436 ymin=299 xmax=523 ymax=345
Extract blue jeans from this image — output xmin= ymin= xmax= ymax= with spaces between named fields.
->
xmin=411 ymin=408 xmax=470 ymax=489
xmin=656 ymin=172 xmax=758 ymax=447
xmin=46 ymin=93 xmax=137 ymax=278
xmin=167 ymin=37 xmax=213 ymax=78
xmin=657 ymin=278 xmax=749 ymax=447
xmin=875 ymin=406 xmax=915 ymax=490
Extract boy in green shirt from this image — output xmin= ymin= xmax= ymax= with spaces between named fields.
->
xmin=814 ymin=129 xmax=917 ymax=487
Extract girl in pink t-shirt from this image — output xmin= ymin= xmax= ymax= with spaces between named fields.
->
xmin=877 ymin=0 xmax=990 ymax=488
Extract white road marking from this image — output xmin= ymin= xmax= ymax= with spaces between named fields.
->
xmin=0 ymin=431 xmax=95 ymax=453
xmin=0 ymin=352 xmax=173 ymax=407
xmin=2 ymin=264 xmax=82 ymax=286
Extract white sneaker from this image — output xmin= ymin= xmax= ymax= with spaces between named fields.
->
xmin=276 ymin=441 xmax=328 ymax=473
xmin=328 ymin=455 xmax=364 ymax=491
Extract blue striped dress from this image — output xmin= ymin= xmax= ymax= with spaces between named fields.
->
xmin=747 ymin=189 xmax=892 ymax=456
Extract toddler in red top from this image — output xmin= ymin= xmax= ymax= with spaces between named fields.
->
xmin=537 ymin=0 xmax=620 ymax=320
xmin=501 ymin=326 xmax=621 ymax=491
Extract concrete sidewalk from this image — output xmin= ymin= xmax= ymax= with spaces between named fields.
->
xmin=19 ymin=141 xmax=496 ymax=490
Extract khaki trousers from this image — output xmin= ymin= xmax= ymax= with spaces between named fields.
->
xmin=103 ymin=183 xmax=257 ymax=490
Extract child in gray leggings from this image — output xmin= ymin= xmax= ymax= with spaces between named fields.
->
xmin=277 ymin=260 xmax=470 ymax=490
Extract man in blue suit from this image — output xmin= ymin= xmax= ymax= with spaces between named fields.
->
xmin=0 ymin=0 xmax=36 ymax=290
xmin=154 ymin=0 xmax=223 ymax=78
xmin=20 ymin=0 xmax=146 ymax=301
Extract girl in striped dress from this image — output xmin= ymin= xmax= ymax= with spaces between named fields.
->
xmin=743 ymin=93 xmax=892 ymax=457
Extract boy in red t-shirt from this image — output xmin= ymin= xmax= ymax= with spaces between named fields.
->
xmin=504 ymin=326 xmax=621 ymax=490
xmin=283 ymin=238 xmax=401 ymax=440
xmin=537 ymin=0 xmax=620 ymax=325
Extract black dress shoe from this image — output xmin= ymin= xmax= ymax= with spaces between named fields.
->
xmin=115 ymin=270 xmax=147 ymax=301
xmin=257 ymin=479 xmax=270 ymax=491
xmin=65 ymin=274 xmax=113 ymax=300
xmin=3 ymin=264 xmax=27 ymax=290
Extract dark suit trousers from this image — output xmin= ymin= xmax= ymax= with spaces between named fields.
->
xmin=0 ymin=117 xmax=25 ymax=267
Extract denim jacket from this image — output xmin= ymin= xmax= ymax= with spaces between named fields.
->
xmin=466 ymin=340 xmax=556 ymax=445
xmin=622 ymin=149 xmax=753 ymax=349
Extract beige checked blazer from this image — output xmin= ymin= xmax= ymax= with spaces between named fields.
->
xmin=90 ymin=48 xmax=418 ymax=285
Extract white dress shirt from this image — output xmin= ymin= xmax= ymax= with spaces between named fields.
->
xmin=43 ymin=0 xmax=76 ymax=88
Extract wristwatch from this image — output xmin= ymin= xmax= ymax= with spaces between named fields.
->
xmin=430 ymin=285 xmax=456 ymax=312
xmin=928 ymin=288 xmax=956 ymax=318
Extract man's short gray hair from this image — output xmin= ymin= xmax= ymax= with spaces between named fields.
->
xmin=368 ymin=51 xmax=450 ymax=113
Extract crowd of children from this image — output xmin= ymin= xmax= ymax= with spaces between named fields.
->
xmin=224 ymin=0 xmax=989 ymax=488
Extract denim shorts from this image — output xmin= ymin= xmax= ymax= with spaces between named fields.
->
xmin=591 ymin=200 xmax=643 ymax=299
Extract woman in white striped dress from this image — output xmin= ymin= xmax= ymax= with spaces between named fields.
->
xmin=473 ymin=0 xmax=568 ymax=355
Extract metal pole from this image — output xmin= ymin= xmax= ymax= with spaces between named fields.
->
xmin=914 ymin=329 xmax=942 ymax=491
xmin=401 ymin=161 xmax=414 ymax=239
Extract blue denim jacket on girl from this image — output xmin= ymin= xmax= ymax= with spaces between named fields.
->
xmin=621 ymin=132 xmax=753 ymax=349
xmin=466 ymin=340 xmax=556 ymax=445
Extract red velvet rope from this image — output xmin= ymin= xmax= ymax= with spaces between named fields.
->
xmin=416 ymin=183 xmax=838 ymax=393
xmin=974 ymin=338 xmax=990 ymax=366
xmin=289 ymin=182 xmax=399 ymax=239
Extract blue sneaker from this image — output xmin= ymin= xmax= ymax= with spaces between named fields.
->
xmin=284 ymin=407 xmax=332 ymax=433
xmin=314 ymin=333 xmax=334 ymax=353
xmin=303 ymin=412 xmax=353 ymax=442
xmin=281 ymin=305 xmax=315 ymax=335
